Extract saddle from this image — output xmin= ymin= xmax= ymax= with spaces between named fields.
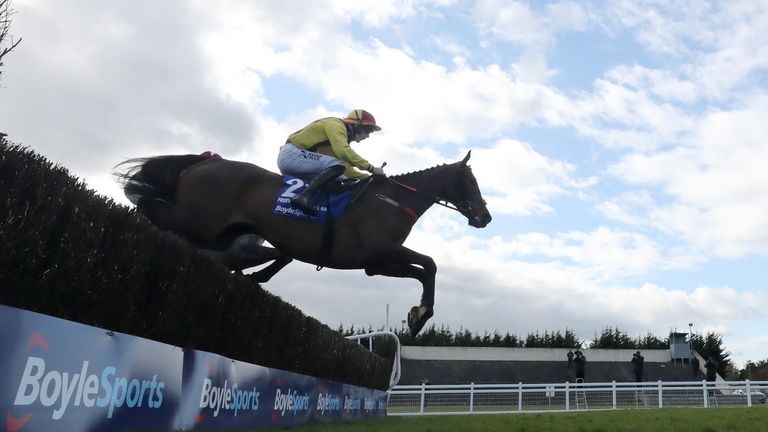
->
xmin=271 ymin=176 xmax=372 ymax=269
xmin=271 ymin=176 xmax=369 ymax=223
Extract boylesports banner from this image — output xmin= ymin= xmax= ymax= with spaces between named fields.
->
xmin=0 ymin=305 xmax=387 ymax=432
xmin=0 ymin=305 xmax=183 ymax=431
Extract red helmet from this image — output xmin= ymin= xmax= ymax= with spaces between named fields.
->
xmin=345 ymin=109 xmax=381 ymax=131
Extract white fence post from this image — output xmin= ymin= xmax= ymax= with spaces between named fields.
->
xmin=419 ymin=382 xmax=425 ymax=414
xmin=657 ymin=380 xmax=663 ymax=408
xmin=565 ymin=381 xmax=570 ymax=411
xmin=469 ymin=382 xmax=475 ymax=413
xmin=702 ymin=380 xmax=708 ymax=408
xmin=612 ymin=381 xmax=617 ymax=409
xmin=518 ymin=382 xmax=523 ymax=412
xmin=746 ymin=380 xmax=751 ymax=407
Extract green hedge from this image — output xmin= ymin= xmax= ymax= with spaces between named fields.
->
xmin=0 ymin=140 xmax=390 ymax=390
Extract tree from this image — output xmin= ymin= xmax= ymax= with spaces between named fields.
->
xmin=589 ymin=326 xmax=634 ymax=349
xmin=522 ymin=329 xmax=581 ymax=348
xmin=1 ymin=0 xmax=22 ymax=79
xmin=691 ymin=332 xmax=732 ymax=378
xmin=501 ymin=332 xmax=520 ymax=348
xmin=562 ymin=328 xmax=583 ymax=348
xmin=737 ymin=358 xmax=768 ymax=381
xmin=491 ymin=332 xmax=503 ymax=347
xmin=635 ymin=332 xmax=668 ymax=349
xmin=453 ymin=328 xmax=475 ymax=346
xmin=524 ymin=332 xmax=541 ymax=348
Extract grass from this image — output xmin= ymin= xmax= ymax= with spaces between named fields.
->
xmin=257 ymin=407 xmax=767 ymax=432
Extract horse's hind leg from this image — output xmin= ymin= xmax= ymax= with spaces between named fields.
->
xmin=224 ymin=234 xmax=293 ymax=283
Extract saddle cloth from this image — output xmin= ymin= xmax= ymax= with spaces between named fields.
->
xmin=272 ymin=175 xmax=355 ymax=222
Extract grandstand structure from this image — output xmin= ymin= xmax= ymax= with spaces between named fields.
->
xmin=399 ymin=346 xmax=706 ymax=385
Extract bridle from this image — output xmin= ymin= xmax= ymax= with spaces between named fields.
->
xmin=386 ymin=177 xmax=476 ymax=216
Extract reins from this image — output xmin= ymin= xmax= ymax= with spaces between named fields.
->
xmin=386 ymin=177 xmax=467 ymax=214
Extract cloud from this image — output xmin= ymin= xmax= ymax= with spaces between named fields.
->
xmin=607 ymin=95 xmax=768 ymax=257
xmin=549 ymin=1 xmax=768 ymax=152
xmin=473 ymin=0 xmax=589 ymax=47
xmin=601 ymin=1 xmax=768 ymax=97
xmin=429 ymin=34 xmax=471 ymax=59
xmin=425 ymin=220 xmax=695 ymax=280
xmin=472 ymin=0 xmax=552 ymax=47
xmin=197 ymin=2 xmax=573 ymax=159
xmin=557 ymin=72 xmax=696 ymax=151
xmin=1 ymin=0 xmax=257 ymax=195
xmin=471 ymin=140 xmax=594 ymax=216
xmin=309 ymin=42 xmax=549 ymax=142
xmin=405 ymin=218 xmax=764 ymax=336
xmin=470 ymin=1 xmax=592 ymax=83
xmin=595 ymin=190 xmax=655 ymax=226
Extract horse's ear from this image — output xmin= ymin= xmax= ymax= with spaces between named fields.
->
xmin=461 ymin=150 xmax=472 ymax=166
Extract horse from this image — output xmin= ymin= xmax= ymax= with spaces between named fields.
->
xmin=115 ymin=151 xmax=491 ymax=336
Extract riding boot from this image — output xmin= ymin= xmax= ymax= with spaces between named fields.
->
xmin=291 ymin=165 xmax=345 ymax=213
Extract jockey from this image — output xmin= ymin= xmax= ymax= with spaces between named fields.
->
xmin=278 ymin=109 xmax=386 ymax=213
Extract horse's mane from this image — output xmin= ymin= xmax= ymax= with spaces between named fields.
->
xmin=391 ymin=160 xmax=461 ymax=180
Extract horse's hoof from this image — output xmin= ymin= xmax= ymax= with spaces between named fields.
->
xmin=407 ymin=306 xmax=434 ymax=336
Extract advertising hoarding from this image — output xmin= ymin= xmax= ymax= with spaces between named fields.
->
xmin=0 ymin=305 xmax=387 ymax=432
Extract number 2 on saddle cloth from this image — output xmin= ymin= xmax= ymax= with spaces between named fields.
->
xmin=271 ymin=175 xmax=366 ymax=267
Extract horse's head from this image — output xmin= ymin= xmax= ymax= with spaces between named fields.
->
xmin=449 ymin=151 xmax=492 ymax=228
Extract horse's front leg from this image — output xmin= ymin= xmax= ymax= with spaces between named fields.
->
xmin=364 ymin=246 xmax=436 ymax=336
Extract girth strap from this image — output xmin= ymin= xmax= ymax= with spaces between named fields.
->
xmin=314 ymin=194 xmax=335 ymax=271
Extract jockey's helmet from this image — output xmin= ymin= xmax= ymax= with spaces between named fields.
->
xmin=345 ymin=109 xmax=381 ymax=132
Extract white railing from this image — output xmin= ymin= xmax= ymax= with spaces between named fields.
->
xmin=387 ymin=380 xmax=768 ymax=415
xmin=346 ymin=331 xmax=401 ymax=390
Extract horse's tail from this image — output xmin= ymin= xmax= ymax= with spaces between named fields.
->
xmin=113 ymin=154 xmax=210 ymax=204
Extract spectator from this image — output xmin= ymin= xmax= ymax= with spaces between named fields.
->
xmin=704 ymin=357 xmax=718 ymax=397
xmin=573 ymin=350 xmax=586 ymax=381
xmin=705 ymin=357 xmax=718 ymax=382
xmin=567 ymin=349 xmax=574 ymax=368
xmin=631 ymin=350 xmax=644 ymax=382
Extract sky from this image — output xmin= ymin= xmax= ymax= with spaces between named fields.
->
xmin=1 ymin=0 xmax=767 ymax=369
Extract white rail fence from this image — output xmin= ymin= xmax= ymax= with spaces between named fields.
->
xmin=346 ymin=331 xmax=402 ymax=390
xmin=388 ymin=380 xmax=768 ymax=415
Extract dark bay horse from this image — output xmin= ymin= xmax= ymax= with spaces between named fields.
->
xmin=116 ymin=151 xmax=491 ymax=335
